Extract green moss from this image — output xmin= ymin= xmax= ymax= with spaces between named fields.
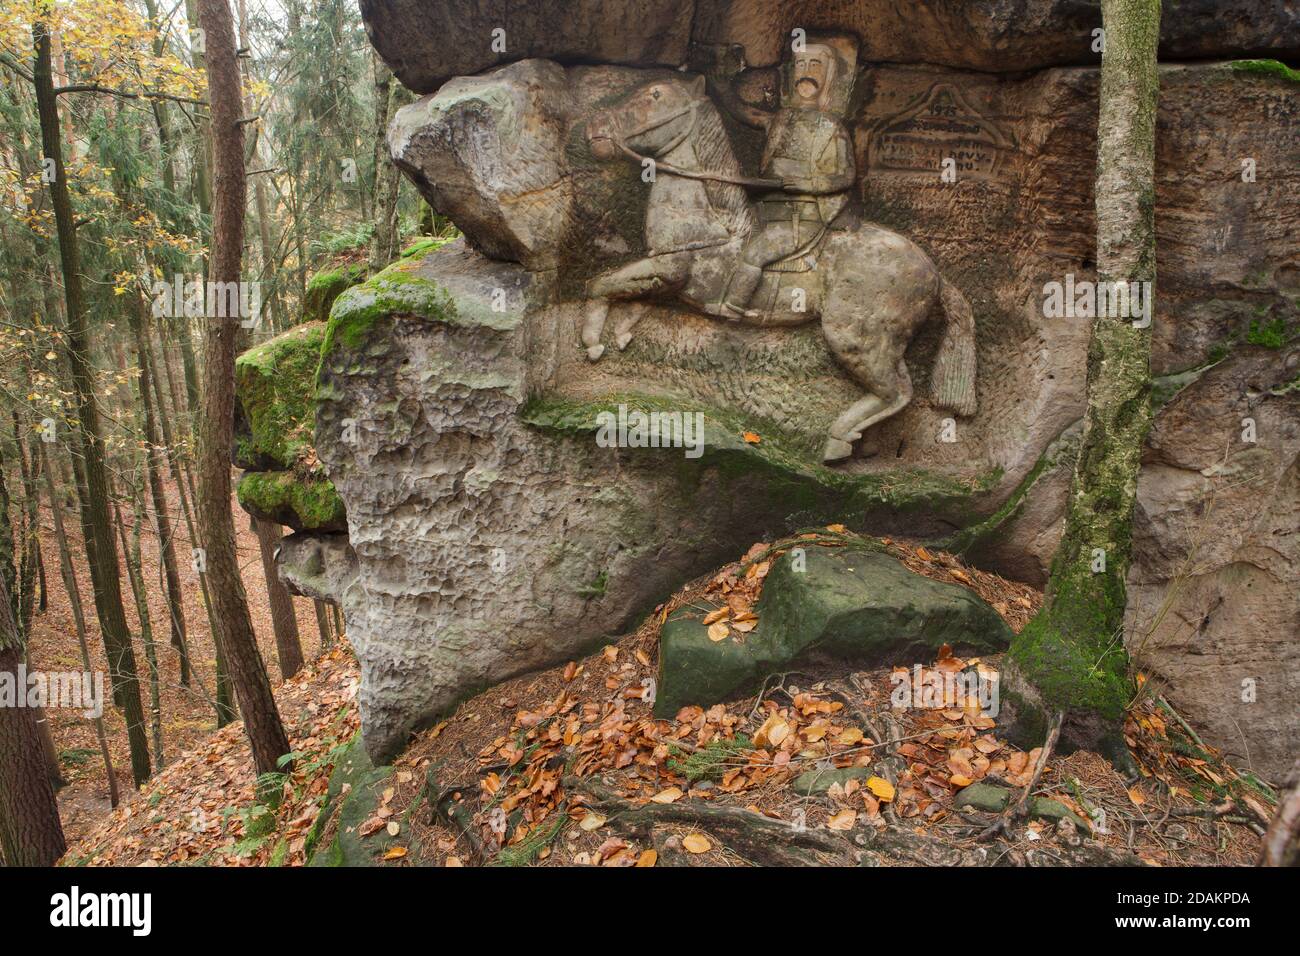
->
xmin=235 ymin=322 xmax=326 ymax=469
xmin=318 ymin=258 xmax=466 ymax=368
xmin=519 ymin=393 xmax=998 ymax=521
xmin=398 ymin=236 xmax=453 ymax=261
xmin=303 ymin=262 xmax=368 ymax=324
xmin=237 ymin=470 xmax=345 ymax=532
xmin=1230 ymin=59 xmax=1300 ymax=84
xmin=1245 ymin=316 xmax=1291 ymax=348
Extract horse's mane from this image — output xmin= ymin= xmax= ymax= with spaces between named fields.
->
xmin=689 ymin=95 xmax=757 ymax=240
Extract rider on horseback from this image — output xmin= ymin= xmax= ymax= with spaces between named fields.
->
xmin=718 ymin=42 xmax=856 ymax=318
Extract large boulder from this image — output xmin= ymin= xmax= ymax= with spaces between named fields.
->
xmin=655 ymin=543 xmax=1012 ymax=716
xmin=361 ymin=0 xmax=1299 ymax=93
xmin=301 ymin=8 xmax=1299 ymax=766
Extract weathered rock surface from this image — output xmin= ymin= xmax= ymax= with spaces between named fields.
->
xmin=1123 ymin=347 xmax=1300 ymax=780
xmin=362 ymin=0 xmax=1300 ymax=94
xmin=286 ymin=6 xmax=1300 ymax=769
xmin=656 ymin=544 xmax=1012 ymax=716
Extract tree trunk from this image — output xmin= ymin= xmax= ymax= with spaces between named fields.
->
xmin=313 ymin=599 xmax=333 ymax=653
xmin=252 ymin=516 xmax=303 ymax=679
xmin=368 ymin=50 xmax=405 ymax=272
xmin=195 ymin=0 xmax=292 ymax=778
xmin=37 ymin=441 xmax=119 ymax=808
xmin=32 ymin=16 xmax=151 ymax=786
xmin=1002 ymin=0 xmax=1160 ymax=760
xmin=129 ymin=306 xmax=192 ymax=687
xmin=114 ymin=495 xmax=165 ymax=769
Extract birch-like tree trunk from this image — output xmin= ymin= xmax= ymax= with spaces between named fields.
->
xmin=1003 ymin=0 xmax=1161 ymax=758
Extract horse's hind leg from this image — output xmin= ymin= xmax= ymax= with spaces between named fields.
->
xmin=823 ymin=360 xmax=913 ymax=462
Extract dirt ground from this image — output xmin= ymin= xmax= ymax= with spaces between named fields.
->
xmin=60 ymin=526 xmax=1273 ymax=868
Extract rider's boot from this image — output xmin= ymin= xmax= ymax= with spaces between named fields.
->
xmin=720 ymin=263 xmax=763 ymax=320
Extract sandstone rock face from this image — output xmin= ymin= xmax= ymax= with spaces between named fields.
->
xmin=1124 ymin=348 xmax=1300 ymax=780
xmin=297 ymin=7 xmax=1300 ymax=767
xmin=362 ymin=0 xmax=1300 ymax=94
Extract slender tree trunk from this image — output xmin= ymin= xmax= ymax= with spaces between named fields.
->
xmin=38 ymin=441 xmax=119 ymax=808
xmin=196 ymin=0 xmax=292 ymax=778
xmin=1003 ymin=0 xmax=1160 ymax=759
xmin=114 ymin=494 xmax=165 ymax=769
xmin=313 ymin=599 xmax=333 ymax=653
xmin=32 ymin=16 xmax=150 ymax=785
xmin=129 ymin=305 xmax=192 ymax=687
xmin=368 ymin=50 xmax=405 ymax=272
xmin=143 ymin=324 xmax=235 ymax=721
xmin=252 ymin=516 xmax=303 ymax=678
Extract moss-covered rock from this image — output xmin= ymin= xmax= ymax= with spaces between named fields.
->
xmin=303 ymin=261 xmax=368 ymax=325
xmin=308 ymin=734 xmax=396 ymax=867
xmin=954 ymin=781 xmax=1090 ymax=829
xmin=655 ymin=543 xmax=1013 ymax=717
xmin=237 ymin=470 xmax=346 ymax=533
xmin=234 ymin=321 xmax=326 ymax=471
xmin=792 ymin=765 xmax=872 ymax=796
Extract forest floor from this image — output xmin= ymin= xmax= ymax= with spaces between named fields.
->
xmin=29 ymin=472 xmax=332 ymax=850
xmin=59 ymin=525 xmax=1274 ymax=868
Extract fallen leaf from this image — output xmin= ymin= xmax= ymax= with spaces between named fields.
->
xmin=707 ymin=621 xmax=730 ymax=643
xmin=682 ymin=833 xmax=712 ymax=854
xmin=703 ymin=607 xmax=730 ymax=625
xmin=381 ymin=846 xmax=408 ymax=860
xmin=651 ymin=787 xmax=683 ymax=804
xmin=386 ymin=821 xmax=400 ymax=837
xmin=579 ymin=812 xmax=607 ymax=831
xmin=866 ymin=777 xmax=896 ymax=802
xmin=742 ymin=431 xmax=761 ymax=444
xmin=635 ymin=849 xmax=658 ymax=867
xmin=1127 ymin=786 xmax=1147 ymax=806
xmin=826 ymin=809 xmax=857 ymax=830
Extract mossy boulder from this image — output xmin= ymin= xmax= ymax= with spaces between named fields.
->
xmin=237 ymin=469 xmax=346 ymax=533
xmin=303 ymin=261 xmax=368 ymax=324
xmin=234 ymin=321 xmax=326 ymax=471
xmin=792 ymin=765 xmax=872 ymax=796
xmin=655 ymin=543 xmax=1013 ymax=717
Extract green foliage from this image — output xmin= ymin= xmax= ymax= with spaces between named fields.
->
xmin=236 ymin=470 xmax=346 ymax=531
xmin=1245 ymin=317 xmax=1290 ymax=348
xmin=1230 ymin=59 xmax=1300 ymax=84
xmin=668 ymin=735 xmax=754 ymax=783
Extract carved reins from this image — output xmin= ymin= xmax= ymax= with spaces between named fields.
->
xmin=599 ymin=100 xmax=781 ymax=190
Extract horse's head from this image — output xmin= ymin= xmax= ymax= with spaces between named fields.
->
xmin=588 ymin=75 xmax=708 ymax=162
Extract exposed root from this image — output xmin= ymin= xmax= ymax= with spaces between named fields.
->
xmin=978 ymin=709 xmax=1063 ymax=842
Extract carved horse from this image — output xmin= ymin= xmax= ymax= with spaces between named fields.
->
xmin=583 ymin=75 xmax=977 ymax=463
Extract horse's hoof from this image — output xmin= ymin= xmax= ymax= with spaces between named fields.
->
xmin=615 ymin=332 xmax=632 ymax=350
xmin=822 ymin=437 xmax=855 ymax=463
xmin=586 ymin=344 xmax=606 ymax=362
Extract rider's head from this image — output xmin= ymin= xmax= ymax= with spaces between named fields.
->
xmin=790 ymin=44 xmax=837 ymax=110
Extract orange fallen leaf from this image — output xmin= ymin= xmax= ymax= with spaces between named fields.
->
xmin=702 ymin=607 xmax=730 ymax=625
xmin=651 ymin=787 xmax=683 ymax=804
xmin=382 ymin=846 xmax=408 ymax=860
xmin=742 ymin=431 xmax=761 ymax=444
xmin=1127 ymin=786 xmax=1147 ymax=806
xmin=682 ymin=833 xmax=712 ymax=854
xmin=635 ymin=849 xmax=658 ymax=867
xmin=826 ymin=809 xmax=857 ymax=830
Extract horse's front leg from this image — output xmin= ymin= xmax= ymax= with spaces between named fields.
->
xmin=583 ymin=253 xmax=691 ymax=361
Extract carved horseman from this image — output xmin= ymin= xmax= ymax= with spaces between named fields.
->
xmin=717 ymin=41 xmax=856 ymax=318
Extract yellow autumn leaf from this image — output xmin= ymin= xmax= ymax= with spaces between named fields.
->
xmin=866 ymin=776 xmax=896 ymax=801
xmin=650 ymin=787 xmax=683 ymax=804
xmin=707 ymin=621 xmax=729 ymax=642
xmin=681 ymin=833 xmax=712 ymax=854
xmin=381 ymin=846 xmax=408 ymax=860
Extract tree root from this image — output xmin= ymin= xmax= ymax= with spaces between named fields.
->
xmin=425 ymin=768 xmax=487 ymax=864
xmin=978 ymin=709 xmax=1063 ymax=842
xmin=565 ymin=775 xmax=855 ymax=866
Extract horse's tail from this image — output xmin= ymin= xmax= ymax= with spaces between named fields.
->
xmin=930 ymin=277 xmax=978 ymax=417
